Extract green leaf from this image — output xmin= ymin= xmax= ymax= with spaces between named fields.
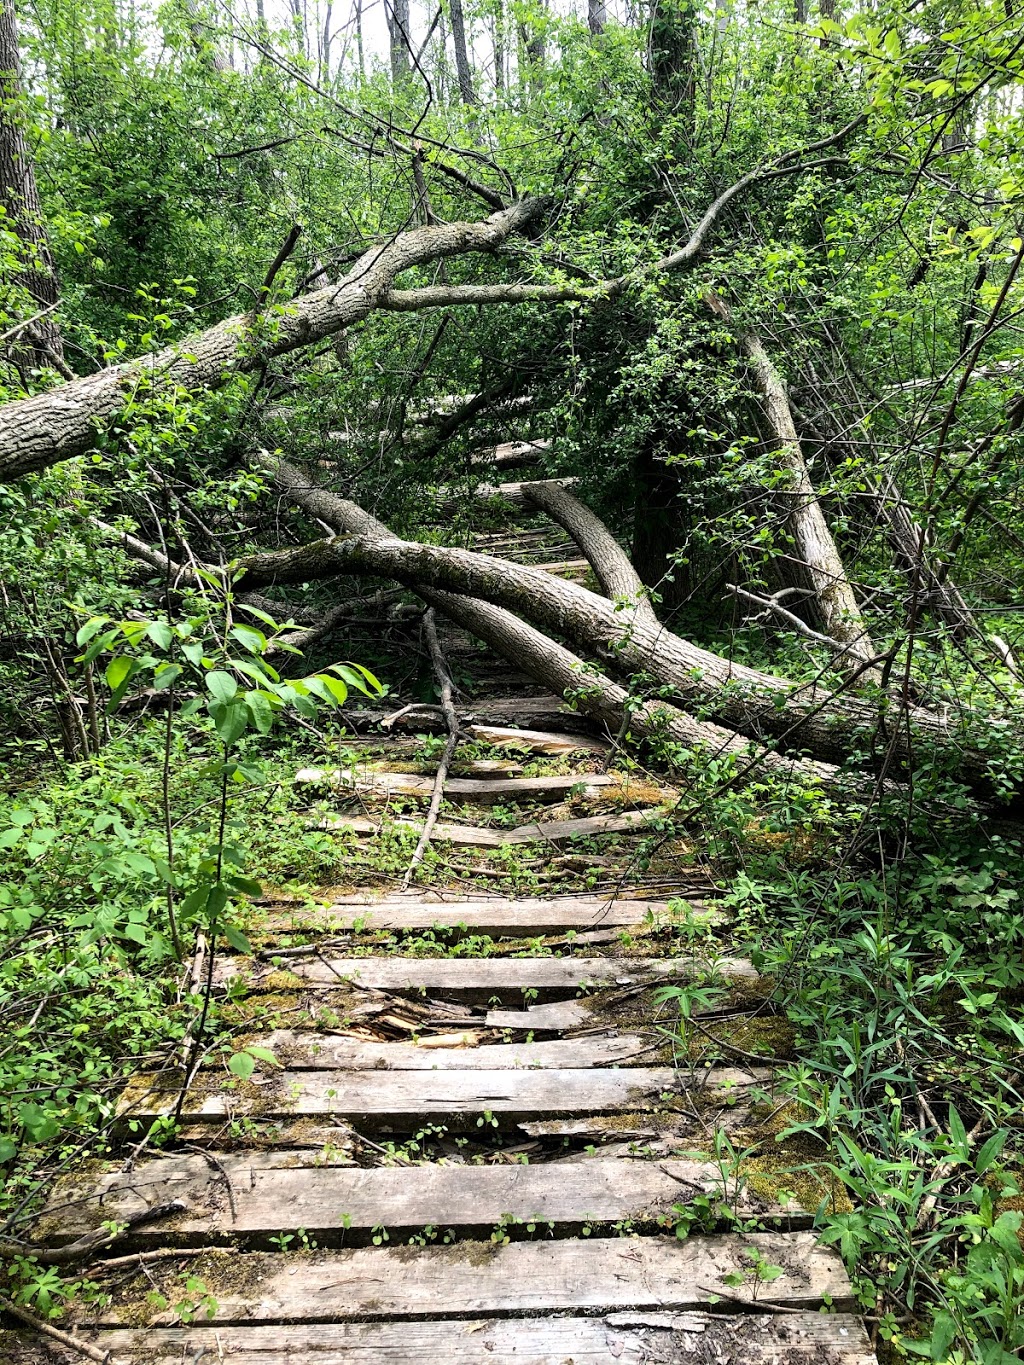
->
xmin=227 ymin=874 xmax=263 ymax=898
xmin=244 ymin=691 xmax=275 ymax=735
xmin=228 ymin=1052 xmax=255 ymax=1081
xmin=123 ymin=922 xmax=148 ymax=945
xmin=104 ymin=655 xmax=135 ymax=692
xmin=230 ymin=624 xmax=267 ymax=655
xmin=76 ymin=616 xmax=109 ymax=646
xmin=146 ymin=621 xmax=174 ymax=650
xmin=975 ymin=1130 xmax=1007 ymax=1175
xmin=206 ymin=670 xmax=238 ymax=703
xmin=209 ymin=698 xmax=249 ymax=746
xmin=223 ymin=923 xmax=252 ymax=954
xmin=246 ymin=1046 xmax=282 ymax=1068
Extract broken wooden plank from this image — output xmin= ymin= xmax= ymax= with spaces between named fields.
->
xmin=317 ymin=808 xmax=669 ymax=846
xmin=215 ymin=953 xmax=758 ymax=995
xmin=261 ymin=894 xmax=716 ymax=939
xmin=295 ymin=769 xmax=625 ymax=806
xmin=118 ymin=1065 xmax=684 ymax=1126
xmin=466 ymin=722 xmax=610 ymax=754
xmin=217 ymin=1029 xmax=655 ymax=1070
xmin=0 ymin=1314 xmax=879 ymax=1365
xmin=67 ymin=1234 xmax=856 ymax=1327
xmin=35 ymin=1154 xmax=819 ymax=1249
xmin=318 ymin=814 xmax=508 ymax=846
xmin=485 ymin=999 xmax=593 ymax=1029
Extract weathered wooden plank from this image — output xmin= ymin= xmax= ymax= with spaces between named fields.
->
xmin=0 ymin=1315 xmax=878 ymax=1365
xmin=35 ymin=1154 xmax=809 ymax=1249
xmin=216 ymin=954 xmax=757 ymax=994
xmin=319 ymin=814 xmax=507 ymax=846
xmin=262 ymin=895 xmax=715 ymax=939
xmin=485 ymin=999 xmax=593 ymax=1029
xmin=216 ymin=1029 xmax=655 ymax=1070
xmin=119 ymin=1065 xmax=681 ymax=1125
xmin=466 ymin=722 xmax=610 ymax=754
xmin=317 ymin=808 xmax=666 ymax=846
xmin=68 ymin=1235 xmax=855 ymax=1326
xmin=295 ymin=769 xmax=621 ymax=806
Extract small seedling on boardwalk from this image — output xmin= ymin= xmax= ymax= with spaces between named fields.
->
xmin=723 ymin=1249 xmax=785 ymax=1301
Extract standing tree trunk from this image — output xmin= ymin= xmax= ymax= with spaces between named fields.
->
xmin=588 ymin=0 xmax=607 ymax=36
xmin=0 ymin=0 xmax=65 ymax=375
xmin=448 ymin=0 xmax=476 ymax=103
xmin=387 ymin=0 xmax=411 ymax=83
xmin=492 ymin=0 xmax=504 ymax=91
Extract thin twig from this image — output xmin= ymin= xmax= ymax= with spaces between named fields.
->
xmin=401 ymin=609 xmax=460 ymax=889
xmin=0 ymin=1295 xmax=118 ymax=1363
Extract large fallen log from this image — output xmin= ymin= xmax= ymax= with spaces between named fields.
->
xmin=705 ymin=294 xmax=877 ymax=674
xmin=521 ymin=480 xmax=660 ymax=629
xmin=234 ymin=518 xmax=1016 ymax=797
xmin=251 ymin=452 xmax=836 ymax=787
xmin=0 ymin=199 xmax=549 ymax=481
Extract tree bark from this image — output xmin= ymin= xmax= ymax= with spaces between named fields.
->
xmin=521 ymin=480 xmax=661 ymax=630
xmin=251 ymin=451 xmax=837 ymax=789
xmin=0 ymin=198 xmax=548 ymax=482
xmin=234 ymin=525 xmax=1009 ymax=798
xmin=706 ymin=295 xmax=877 ymax=674
xmin=0 ymin=125 xmax=878 ymax=483
xmin=588 ymin=0 xmax=607 ymax=36
xmin=449 ymin=0 xmax=476 ymax=103
xmin=0 ymin=0 xmax=65 ymax=374
xmin=387 ymin=0 xmax=411 ymax=83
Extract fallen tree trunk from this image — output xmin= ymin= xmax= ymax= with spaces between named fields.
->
xmin=234 ymin=523 xmax=1015 ymax=797
xmin=251 ymin=452 xmax=835 ymax=787
xmin=705 ymin=295 xmax=877 ymax=674
xmin=0 ymin=127 xmax=867 ymax=483
xmin=521 ymin=480 xmax=660 ymax=630
xmin=0 ymin=199 xmax=548 ymax=482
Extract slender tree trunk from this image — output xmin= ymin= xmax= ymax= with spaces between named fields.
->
xmin=492 ymin=0 xmax=504 ymax=91
xmin=448 ymin=0 xmax=476 ymax=102
xmin=355 ymin=0 xmax=364 ymax=77
xmin=387 ymin=0 xmax=411 ymax=83
xmin=320 ymin=1 xmax=333 ymax=83
xmin=0 ymin=0 xmax=65 ymax=374
xmin=588 ymin=0 xmax=607 ymax=36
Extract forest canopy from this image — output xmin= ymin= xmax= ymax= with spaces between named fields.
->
xmin=2 ymin=0 xmax=1024 ymax=1358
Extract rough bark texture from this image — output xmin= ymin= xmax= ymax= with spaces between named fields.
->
xmin=0 ymin=0 xmax=64 ymax=371
xmin=522 ymin=480 xmax=660 ymax=630
xmin=387 ymin=0 xmax=411 ymax=82
xmin=448 ymin=0 xmax=476 ymax=104
xmin=235 ymin=527 xmax=1009 ymax=796
xmin=588 ymin=0 xmax=607 ymax=35
xmin=0 ymin=199 xmax=547 ymax=482
xmin=0 ymin=141 xmax=861 ymax=483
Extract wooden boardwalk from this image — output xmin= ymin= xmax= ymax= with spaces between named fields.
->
xmin=4 ymin=760 xmax=876 ymax=1363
